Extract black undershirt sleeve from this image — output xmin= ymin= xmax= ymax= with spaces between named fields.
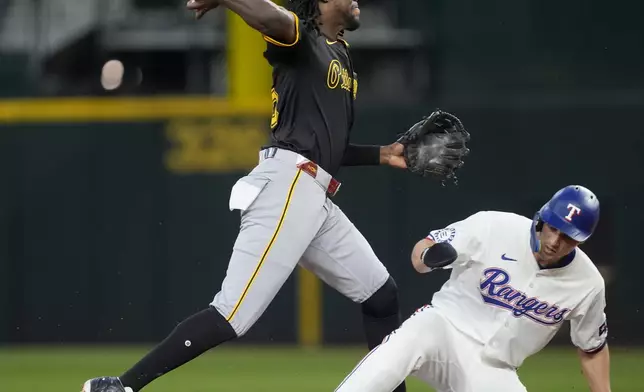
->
xmin=342 ymin=143 xmax=380 ymax=166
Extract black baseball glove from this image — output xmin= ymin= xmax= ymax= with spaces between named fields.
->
xmin=397 ymin=109 xmax=470 ymax=183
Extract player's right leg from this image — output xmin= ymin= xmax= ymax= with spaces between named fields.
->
xmin=81 ymin=157 xmax=329 ymax=392
xmin=334 ymin=305 xmax=452 ymax=392
xmin=333 ymin=331 xmax=421 ymax=392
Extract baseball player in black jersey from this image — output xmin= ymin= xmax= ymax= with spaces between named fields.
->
xmin=80 ymin=1 xmax=470 ymax=391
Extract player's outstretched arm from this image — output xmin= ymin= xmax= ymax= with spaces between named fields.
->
xmin=341 ymin=143 xmax=406 ymax=167
xmin=578 ymin=345 xmax=612 ymax=392
xmin=187 ymin=0 xmax=297 ymax=44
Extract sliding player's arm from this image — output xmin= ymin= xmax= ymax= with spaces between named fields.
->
xmin=411 ymin=212 xmax=489 ymax=274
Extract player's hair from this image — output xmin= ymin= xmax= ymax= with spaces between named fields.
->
xmin=287 ymin=0 xmax=322 ymax=32
xmin=287 ymin=0 xmax=347 ymax=37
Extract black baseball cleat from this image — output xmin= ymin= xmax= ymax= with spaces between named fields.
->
xmin=81 ymin=377 xmax=132 ymax=392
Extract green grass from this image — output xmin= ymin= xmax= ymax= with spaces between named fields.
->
xmin=0 ymin=345 xmax=641 ymax=391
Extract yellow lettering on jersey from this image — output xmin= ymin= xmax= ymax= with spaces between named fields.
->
xmin=340 ymin=68 xmax=351 ymax=92
xmin=327 ymin=60 xmax=341 ymax=89
xmin=270 ymin=88 xmax=279 ymax=129
xmin=353 ymin=78 xmax=358 ymax=100
xmin=326 ymin=60 xmax=357 ymax=100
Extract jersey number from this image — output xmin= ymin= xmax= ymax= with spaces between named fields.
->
xmin=270 ymin=88 xmax=279 ymax=129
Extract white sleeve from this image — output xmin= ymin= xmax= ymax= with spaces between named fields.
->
xmin=570 ymin=287 xmax=608 ymax=353
xmin=426 ymin=211 xmax=488 ymax=267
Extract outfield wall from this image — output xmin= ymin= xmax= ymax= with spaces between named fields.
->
xmin=1 ymin=99 xmax=641 ymax=346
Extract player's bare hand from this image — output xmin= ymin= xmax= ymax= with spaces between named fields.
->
xmin=187 ymin=0 xmax=220 ymax=19
xmin=380 ymin=142 xmax=407 ymax=169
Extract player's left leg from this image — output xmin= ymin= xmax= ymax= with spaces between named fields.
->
xmin=298 ymin=200 xmax=405 ymax=391
xmin=463 ymin=353 xmax=528 ymax=392
xmin=424 ymin=323 xmax=528 ymax=392
xmin=471 ymin=368 xmax=527 ymax=392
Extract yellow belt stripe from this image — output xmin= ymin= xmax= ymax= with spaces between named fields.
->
xmin=227 ymin=169 xmax=303 ymax=322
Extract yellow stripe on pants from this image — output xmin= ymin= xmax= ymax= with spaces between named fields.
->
xmin=227 ymin=169 xmax=303 ymax=321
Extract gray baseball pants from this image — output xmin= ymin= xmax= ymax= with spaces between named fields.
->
xmin=211 ymin=147 xmax=390 ymax=336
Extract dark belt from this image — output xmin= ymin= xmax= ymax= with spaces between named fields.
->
xmin=260 ymin=147 xmax=342 ymax=197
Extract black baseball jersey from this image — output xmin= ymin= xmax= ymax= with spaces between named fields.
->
xmin=262 ymin=12 xmax=357 ymax=176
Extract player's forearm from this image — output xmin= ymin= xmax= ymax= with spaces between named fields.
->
xmin=341 ymin=144 xmax=381 ymax=166
xmin=411 ymin=239 xmax=435 ymax=273
xmin=412 ymin=239 xmax=458 ymax=273
xmin=219 ymin=0 xmax=295 ymax=42
xmin=578 ymin=345 xmax=611 ymax=392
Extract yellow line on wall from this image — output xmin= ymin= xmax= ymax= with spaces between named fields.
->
xmin=0 ymin=96 xmax=270 ymax=123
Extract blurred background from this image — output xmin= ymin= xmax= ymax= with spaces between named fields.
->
xmin=1 ymin=0 xmax=643 ymax=391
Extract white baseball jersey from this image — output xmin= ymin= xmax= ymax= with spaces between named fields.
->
xmin=427 ymin=210 xmax=608 ymax=369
